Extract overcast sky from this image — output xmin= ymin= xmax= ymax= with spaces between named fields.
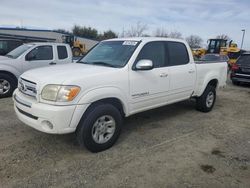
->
xmin=0 ymin=0 xmax=249 ymax=49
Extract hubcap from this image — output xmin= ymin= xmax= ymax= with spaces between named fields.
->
xmin=92 ymin=115 xmax=116 ymax=144
xmin=206 ymin=91 xmax=214 ymax=108
xmin=0 ymin=79 xmax=10 ymax=95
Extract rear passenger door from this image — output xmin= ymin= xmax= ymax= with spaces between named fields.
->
xmin=166 ymin=42 xmax=196 ymax=100
xmin=55 ymin=45 xmax=71 ymax=64
xmin=23 ymin=45 xmax=54 ymax=72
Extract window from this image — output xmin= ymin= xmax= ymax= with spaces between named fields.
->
xmin=167 ymin=42 xmax=189 ymax=66
xmin=57 ymin=46 xmax=68 ymax=59
xmin=136 ymin=41 xmax=165 ymax=68
xmin=27 ymin=45 xmax=53 ymax=61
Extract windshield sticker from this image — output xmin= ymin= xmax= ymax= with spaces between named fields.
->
xmin=122 ymin=41 xmax=138 ymax=46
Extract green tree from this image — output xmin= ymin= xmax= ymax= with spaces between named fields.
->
xmin=98 ymin=30 xmax=118 ymax=40
xmin=72 ymin=25 xmax=98 ymax=39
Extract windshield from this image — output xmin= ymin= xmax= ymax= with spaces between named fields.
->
xmin=237 ymin=55 xmax=250 ymax=65
xmin=6 ymin=44 xmax=34 ymax=59
xmin=78 ymin=41 xmax=139 ymax=68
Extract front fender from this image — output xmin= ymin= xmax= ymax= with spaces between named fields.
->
xmin=77 ymin=86 xmax=129 ymax=116
xmin=0 ymin=64 xmax=21 ymax=79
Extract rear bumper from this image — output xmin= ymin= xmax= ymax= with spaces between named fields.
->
xmin=13 ymin=89 xmax=89 ymax=134
xmin=231 ymin=77 xmax=250 ymax=83
xmin=231 ymin=73 xmax=250 ymax=83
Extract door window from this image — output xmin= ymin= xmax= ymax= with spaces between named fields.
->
xmin=167 ymin=42 xmax=189 ymax=66
xmin=136 ymin=41 xmax=166 ymax=68
xmin=27 ymin=46 xmax=53 ymax=61
xmin=57 ymin=46 xmax=68 ymax=59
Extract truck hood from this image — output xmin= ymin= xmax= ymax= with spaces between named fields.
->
xmin=21 ymin=63 xmax=120 ymax=86
xmin=0 ymin=56 xmax=11 ymax=61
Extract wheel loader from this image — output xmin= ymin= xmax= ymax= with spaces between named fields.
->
xmin=62 ymin=35 xmax=87 ymax=57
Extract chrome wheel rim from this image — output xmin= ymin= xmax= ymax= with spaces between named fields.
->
xmin=0 ymin=79 xmax=10 ymax=95
xmin=206 ymin=91 xmax=214 ymax=108
xmin=92 ymin=115 xmax=116 ymax=144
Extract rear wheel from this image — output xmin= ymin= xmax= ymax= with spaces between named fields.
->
xmin=196 ymin=85 xmax=216 ymax=112
xmin=0 ymin=73 xmax=17 ymax=98
xmin=76 ymin=103 xmax=122 ymax=152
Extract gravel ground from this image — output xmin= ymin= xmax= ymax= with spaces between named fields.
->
xmin=0 ymin=81 xmax=250 ymax=188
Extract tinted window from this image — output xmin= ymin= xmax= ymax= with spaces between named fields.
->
xmin=57 ymin=46 xmax=68 ymax=59
xmin=28 ymin=46 xmax=53 ymax=60
xmin=167 ymin=42 xmax=189 ymax=66
xmin=136 ymin=41 xmax=165 ymax=68
xmin=237 ymin=55 xmax=250 ymax=65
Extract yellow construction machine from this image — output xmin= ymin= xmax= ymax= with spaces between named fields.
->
xmin=192 ymin=39 xmax=243 ymax=66
xmin=62 ymin=35 xmax=87 ymax=57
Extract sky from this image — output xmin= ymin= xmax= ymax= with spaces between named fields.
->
xmin=0 ymin=0 xmax=249 ymax=49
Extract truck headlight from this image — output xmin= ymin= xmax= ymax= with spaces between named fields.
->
xmin=41 ymin=85 xmax=80 ymax=102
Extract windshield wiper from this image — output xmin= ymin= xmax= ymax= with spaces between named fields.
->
xmin=88 ymin=61 xmax=118 ymax=68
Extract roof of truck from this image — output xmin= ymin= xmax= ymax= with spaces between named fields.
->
xmin=105 ymin=37 xmax=186 ymax=43
xmin=26 ymin=42 xmax=69 ymax=46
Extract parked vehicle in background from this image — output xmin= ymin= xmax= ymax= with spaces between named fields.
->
xmin=0 ymin=43 xmax=72 ymax=98
xmin=231 ymin=52 xmax=250 ymax=85
xmin=13 ymin=37 xmax=227 ymax=152
xmin=0 ymin=39 xmax=23 ymax=56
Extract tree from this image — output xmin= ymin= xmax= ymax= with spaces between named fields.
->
xmin=216 ymin=34 xmax=231 ymax=41
xmin=154 ymin=28 xmax=183 ymax=39
xmin=168 ymin=31 xmax=183 ymax=39
xmin=72 ymin=25 xmax=98 ymax=39
xmin=98 ymin=30 xmax=118 ymax=40
xmin=186 ymin=35 xmax=203 ymax=48
xmin=125 ymin=22 xmax=148 ymax=37
xmin=154 ymin=27 xmax=169 ymax=37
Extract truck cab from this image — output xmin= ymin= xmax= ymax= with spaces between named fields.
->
xmin=0 ymin=42 xmax=72 ymax=98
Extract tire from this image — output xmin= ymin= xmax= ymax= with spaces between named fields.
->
xmin=196 ymin=85 xmax=216 ymax=113
xmin=232 ymin=80 xmax=240 ymax=86
xmin=76 ymin=103 xmax=123 ymax=152
xmin=72 ymin=48 xmax=81 ymax=57
xmin=0 ymin=73 xmax=17 ymax=98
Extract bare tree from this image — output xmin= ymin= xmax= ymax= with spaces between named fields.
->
xmin=216 ymin=34 xmax=231 ymax=41
xmin=154 ymin=27 xmax=169 ymax=37
xmin=168 ymin=31 xmax=183 ymax=39
xmin=125 ymin=22 xmax=148 ymax=37
xmin=154 ymin=28 xmax=183 ymax=39
xmin=186 ymin=35 xmax=203 ymax=48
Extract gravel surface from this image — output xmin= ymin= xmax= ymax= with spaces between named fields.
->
xmin=0 ymin=82 xmax=250 ymax=188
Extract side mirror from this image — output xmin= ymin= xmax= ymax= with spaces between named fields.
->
xmin=135 ymin=59 xmax=153 ymax=70
xmin=25 ymin=53 xmax=35 ymax=61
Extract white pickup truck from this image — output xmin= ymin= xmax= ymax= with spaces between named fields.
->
xmin=13 ymin=37 xmax=227 ymax=152
xmin=0 ymin=43 xmax=72 ymax=98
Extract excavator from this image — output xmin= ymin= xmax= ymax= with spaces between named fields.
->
xmin=192 ymin=38 xmax=244 ymax=67
xmin=62 ymin=35 xmax=87 ymax=57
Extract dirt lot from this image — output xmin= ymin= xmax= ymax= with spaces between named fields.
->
xmin=0 ymin=82 xmax=250 ymax=188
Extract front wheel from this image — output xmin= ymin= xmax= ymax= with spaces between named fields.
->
xmin=76 ymin=103 xmax=122 ymax=152
xmin=0 ymin=73 xmax=17 ymax=98
xmin=196 ymin=85 xmax=216 ymax=113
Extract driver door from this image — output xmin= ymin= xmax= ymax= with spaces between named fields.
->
xmin=129 ymin=41 xmax=170 ymax=114
xmin=23 ymin=45 xmax=54 ymax=72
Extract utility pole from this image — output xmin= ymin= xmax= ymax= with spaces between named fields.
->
xmin=241 ymin=29 xmax=245 ymax=49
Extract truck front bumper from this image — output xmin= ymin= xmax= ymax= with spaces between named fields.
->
xmin=13 ymin=90 xmax=88 ymax=134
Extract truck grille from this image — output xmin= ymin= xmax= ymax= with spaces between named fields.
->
xmin=18 ymin=78 xmax=37 ymax=98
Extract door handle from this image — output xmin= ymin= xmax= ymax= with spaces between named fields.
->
xmin=160 ymin=73 xmax=168 ymax=77
xmin=49 ymin=62 xmax=57 ymax=65
xmin=188 ymin=70 xmax=195 ymax=74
